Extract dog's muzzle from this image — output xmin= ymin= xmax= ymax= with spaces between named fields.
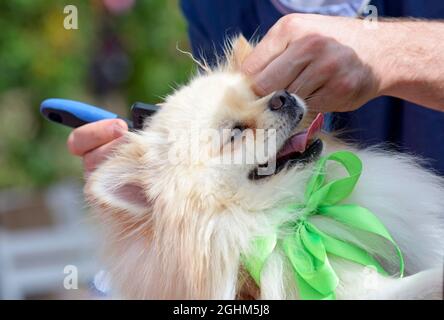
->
xmin=268 ymin=90 xmax=304 ymax=122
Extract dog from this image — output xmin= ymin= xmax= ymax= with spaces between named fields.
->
xmin=85 ymin=36 xmax=444 ymax=299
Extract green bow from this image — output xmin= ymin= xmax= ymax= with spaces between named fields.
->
xmin=242 ymin=151 xmax=404 ymax=300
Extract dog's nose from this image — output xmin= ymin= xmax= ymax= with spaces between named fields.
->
xmin=269 ymin=90 xmax=297 ymax=111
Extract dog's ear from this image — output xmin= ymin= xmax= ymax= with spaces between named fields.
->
xmin=85 ymin=136 xmax=150 ymax=216
xmin=228 ymin=35 xmax=253 ymax=71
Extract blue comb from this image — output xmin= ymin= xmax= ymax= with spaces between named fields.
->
xmin=40 ymin=98 xmax=159 ymax=130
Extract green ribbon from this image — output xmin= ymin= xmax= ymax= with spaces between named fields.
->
xmin=242 ymin=151 xmax=404 ymax=300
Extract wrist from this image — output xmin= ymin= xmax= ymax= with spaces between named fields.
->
xmin=369 ymin=21 xmax=410 ymax=98
xmin=371 ymin=21 xmax=439 ymax=100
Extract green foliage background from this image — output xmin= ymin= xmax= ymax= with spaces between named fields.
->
xmin=0 ymin=0 xmax=193 ymax=188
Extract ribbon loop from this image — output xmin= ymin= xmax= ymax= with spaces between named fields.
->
xmin=305 ymin=151 xmax=363 ymax=210
xmin=242 ymin=151 xmax=404 ymax=299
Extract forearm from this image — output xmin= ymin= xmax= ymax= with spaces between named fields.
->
xmin=376 ymin=20 xmax=444 ymax=111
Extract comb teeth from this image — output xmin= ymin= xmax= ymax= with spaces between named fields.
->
xmin=130 ymin=102 xmax=160 ymax=130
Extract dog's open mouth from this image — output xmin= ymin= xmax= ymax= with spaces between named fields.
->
xmin=249 ymin=113 xmax=324 ymax=180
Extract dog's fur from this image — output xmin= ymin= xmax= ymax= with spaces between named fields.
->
xmin=85 ymin=36 xmax=444 ymax=299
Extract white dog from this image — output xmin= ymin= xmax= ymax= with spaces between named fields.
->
xmin=85 ymin=36 xmax=444 ymax=299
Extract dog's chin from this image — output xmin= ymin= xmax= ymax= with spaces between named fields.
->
xmin=248 ymin=138 xmax=323 ymax=181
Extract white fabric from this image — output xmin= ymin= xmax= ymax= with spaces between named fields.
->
xmin=272 ymin=0 xmax=371 ymax=17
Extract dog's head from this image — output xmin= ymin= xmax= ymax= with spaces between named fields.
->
xmin=86 ymin=36 xmax=324 ymax=219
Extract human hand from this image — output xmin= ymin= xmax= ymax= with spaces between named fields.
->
xmin=67 ymin=119 xmax=128 ymax=175
xmin=242 ymin=14 xmax=388 ymax=113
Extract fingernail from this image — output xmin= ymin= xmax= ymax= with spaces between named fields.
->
xmin=252 ymin=80 xmax=268 ymax=97
xmin=112 ymin=120 xmax=128 ymax=137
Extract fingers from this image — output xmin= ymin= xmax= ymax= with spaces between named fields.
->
xmin=287 ymin=61 xmax=331 ymax=99
xmin=241 ymin=22 xmax=290 ymax=77
xmin=304 ymin=82 xmax=355 ymax=113
xmin=83 ymin=136 xmax=127 ymax=175
xmin=242 ymin=27 xmax=333 ymax=98
xmin=302 ymin=86 xmax=331 ymax=112
xmin=306 ymin=84 xmax=361 ymax=113
xmin=67 ymin=119 xmax=128 ymax=156
xmin=248 ymin=42 xmax=311 ymax=96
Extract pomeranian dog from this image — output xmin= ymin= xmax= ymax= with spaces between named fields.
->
xmin=85 ymin=36 xmax=444 ymax=299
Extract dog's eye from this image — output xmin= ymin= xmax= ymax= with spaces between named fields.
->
xmin=233 ymin=123 xmax=247 ymax=132
xmin=231 ymin=123 xmax=246 ymax=142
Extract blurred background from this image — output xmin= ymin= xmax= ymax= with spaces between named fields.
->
xmin=0 ymin=0 xmax=193 ymax=299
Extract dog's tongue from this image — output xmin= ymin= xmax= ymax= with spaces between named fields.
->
xmin=277 ymin=113 xmax=324 ymax=158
